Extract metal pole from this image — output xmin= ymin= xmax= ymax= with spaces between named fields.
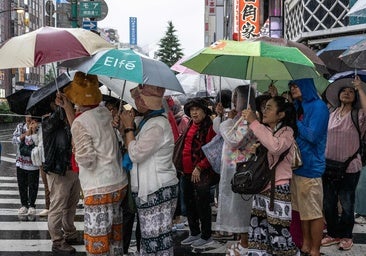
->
xmin=3 ymin=0 xmax=13 ymax=97
xmin=71 ymin=0 xmax=78 ymax=28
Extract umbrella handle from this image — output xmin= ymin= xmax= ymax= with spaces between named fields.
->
xmin=118 ymin=80 xmax=127 ymax=115
xmin=52 ymin=63 xmax=59 ymax=92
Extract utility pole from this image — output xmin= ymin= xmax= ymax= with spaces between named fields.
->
xmin=71 ymin=0 xmax=78 ymax=28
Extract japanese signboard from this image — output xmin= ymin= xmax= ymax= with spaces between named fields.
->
xmin=79 ymin=1 xmax=101 ymax=18
xmin=129 ymin=17 xmax=137 ymax=45
xmin=234 ymin=0 xmax=260 ymax=40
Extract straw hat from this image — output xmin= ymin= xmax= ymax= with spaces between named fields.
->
xmin=325 ymin=78 xmax=366 ymax=108
xmin=63 ymin=71 xmax=102 ymax=106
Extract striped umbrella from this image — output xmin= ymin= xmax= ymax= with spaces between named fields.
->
xmin=0 ymin=26 xmax=113 ymax=68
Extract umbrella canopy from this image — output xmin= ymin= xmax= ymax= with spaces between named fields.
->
xmin=254 ymin=75 xmax=330 ymax=94
xmin=60 ymin=48 xmax=185 ymax=94
xmin=181 ymin=40 xmax=320 ymax=81
xmin=252 ymin=36 xmax=328 ymax=75
xmin=177 ymin=73 xmax=248 ymax=96
xmin=347 ymin=0 xmax=366 ymax=17
xmin=171 ymin=57 xmax=198 ymax=74
xmin=6 ymin=88 xmax=38 ymax=115
xmin=317 ymin=35 xmax=366 ymax=73
xmin=329 ymin=70 xmax=366 ymax=82
xmin=0 ymin=26 xmax=113 ymax=68
xmin=26 ymin=72 xmax=73 ymax=116
xmin=339 ymin=38 xmax=366 ymax=69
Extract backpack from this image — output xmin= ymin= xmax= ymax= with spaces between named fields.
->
xmin=231 ymin=144 xmax=290 ymax=210
xmin=350 ymin=109 xmax=366 ymax=166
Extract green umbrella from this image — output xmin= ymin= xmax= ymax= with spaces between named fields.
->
xmin=181 ymin=40 xmax=321 ymax=82
xmin=59 ymin=48 xmax=185 ymax=94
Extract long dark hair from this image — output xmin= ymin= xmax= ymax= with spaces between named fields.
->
xmin=271 ymin=96 xmax=298 ymax=138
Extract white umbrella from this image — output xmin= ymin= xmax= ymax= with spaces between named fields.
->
xmin=176 ymin=73 xmax=249 ymax=96
xmin=347 ymin=0 xmax=366 ymax=17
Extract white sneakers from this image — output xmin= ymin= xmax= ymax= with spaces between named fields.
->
xmin=18 ymin=206 xmax=28 ymax=215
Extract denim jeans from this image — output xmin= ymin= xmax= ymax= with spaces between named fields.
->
xmin=323 ymin=172 xmax=360 ymax=238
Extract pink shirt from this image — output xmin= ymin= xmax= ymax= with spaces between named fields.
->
xmin=326 ymin=108 xmax=366 ymax=173
xmin=249 ymin=120 xmax=295 ymax=190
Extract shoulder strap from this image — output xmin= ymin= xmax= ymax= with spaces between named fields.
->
xmin=351 ymin=109 xmax=362 ymax=154
xmin=269 ymin=146 xmax=291 ymax=211
xmin=135 ymin=110 xmax=166 ymax=135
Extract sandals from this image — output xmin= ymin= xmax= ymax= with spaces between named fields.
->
xmin=225 ymin=242 xmax=247 ymax=256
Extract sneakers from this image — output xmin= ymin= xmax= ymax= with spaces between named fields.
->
xmin=18 ymin=206 xmax=28 ymax=215
xmin=39 ymin=209 xmax=49 ymax=217
xmin=191 ymin=237 xmax=214 ymax=248
xmin=339 ymin=238 xmax=353 ymax=251
xmin=355 ymin=215 xmax=366 ymax=224
xmin=181 ymin=234 xmax=201 ymax=245
xmin=52 ymin=240 xmax=76 ymax=254
xmin=321 ymin=235 xmax=340 ymax=246
xmin=27 ymin=207 xmax=36 ymax=221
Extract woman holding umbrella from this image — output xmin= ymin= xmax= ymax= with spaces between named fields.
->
xmin=321 ymin=76 xmax=366 ymax=251
xmin=114 ymin=84 xmax=179 ymax=255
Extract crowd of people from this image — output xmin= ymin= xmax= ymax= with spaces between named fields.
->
xmin=10 ymin=71 xmax=366 ymax=256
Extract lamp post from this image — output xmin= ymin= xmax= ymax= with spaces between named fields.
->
xmin=0 ymin=4 xmax=25 ymax=97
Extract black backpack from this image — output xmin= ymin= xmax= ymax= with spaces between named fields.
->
xmin=351 ymin=109 xmax=366 ymax=166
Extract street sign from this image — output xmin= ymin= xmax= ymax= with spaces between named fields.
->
xmin=129 ymin=17 xmax=137 ymax=45
xmin=79 ymin=1 xmax=101 ymax=18
xmin=82 ymin=20 xmax=97 ymax=30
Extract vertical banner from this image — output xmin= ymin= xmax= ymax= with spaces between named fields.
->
xmin=129 ymin=17 xmax=137 ymax=45
xmin=235 ymin=0 xmax=260 ymax=40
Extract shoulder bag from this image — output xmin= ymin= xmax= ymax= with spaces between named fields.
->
xmin=231 ymin=144 xmax=290 ymax=210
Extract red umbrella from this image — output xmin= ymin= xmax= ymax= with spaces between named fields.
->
xmin=0 ymin=26 xmax=113 ymax=68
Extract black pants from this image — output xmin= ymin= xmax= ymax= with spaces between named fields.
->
xmin=16 ymin=167 xmax=39 ymax=208
xmin=182 ymin=173 xmax=212 ymax=240
xmin=121 ymin=191 xmax=141 ymax=254
xmin=323 ymin=172 xmax=360 ymax=238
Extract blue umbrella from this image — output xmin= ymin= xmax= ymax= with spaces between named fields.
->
xmin=317 ymin=35 xmax=366 ymax=73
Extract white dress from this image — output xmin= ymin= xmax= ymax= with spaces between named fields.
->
xmin=214 ymin=115 xmax=257 ymax=233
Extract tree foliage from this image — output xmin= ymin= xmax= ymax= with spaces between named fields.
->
xmin=155 ymin=21 xmax=184 ymax=68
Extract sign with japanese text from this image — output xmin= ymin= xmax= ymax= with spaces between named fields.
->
xmin=234 ymin=0 xmax=260 ymax=40
xmin=208 ymin=0 xmax=216 ymax=16
xmin=79 ymin=1 xmax=101 ymax=18
xmin=129 ymin=17 xmax=137 ymax=45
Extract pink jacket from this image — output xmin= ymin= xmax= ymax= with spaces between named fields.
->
xmin=249 ymin=120 xmax=295 ymax=190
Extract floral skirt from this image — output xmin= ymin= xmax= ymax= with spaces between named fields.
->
xmin=133 ymin=184 xmax=178 ymax=256
xmin=84 ymin=188 xmax=127 ymax=256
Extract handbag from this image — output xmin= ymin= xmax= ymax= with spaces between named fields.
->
xmin=202 ymin=134 xmax=224 ymax=174
xmin=291 ymin=142 xmax=303 ymax=170
xmin=19 ymin=140 xmax=35 ymax=157
xmin=173 ymin=134 xmax=185 ymax=174
xmin=202 ymin=117 xmax=244 ymax=174
xmin=324 ymin=151 xmax=358 ymax=181
xmin=231 ymin=144 xmax=290 ymax=210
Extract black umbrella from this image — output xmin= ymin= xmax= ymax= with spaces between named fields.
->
xmin=26 ymin=72 xmax=72 ymax=116
xmin=6 ymin=89 xmax=37 ymax=115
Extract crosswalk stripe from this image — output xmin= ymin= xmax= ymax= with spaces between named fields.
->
xmin=0 ymin=240 xmax=86 ymax=252
xmin=0 ymin=221 xmax=84 ymax=231
xmin=0 ymin=190 xmax=45 ymax=195
xmin=0 ymin=183 xmax=45 ymax=188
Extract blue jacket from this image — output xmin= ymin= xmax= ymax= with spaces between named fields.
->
xmin=292 ymin=78 xmax=329 ymax=178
